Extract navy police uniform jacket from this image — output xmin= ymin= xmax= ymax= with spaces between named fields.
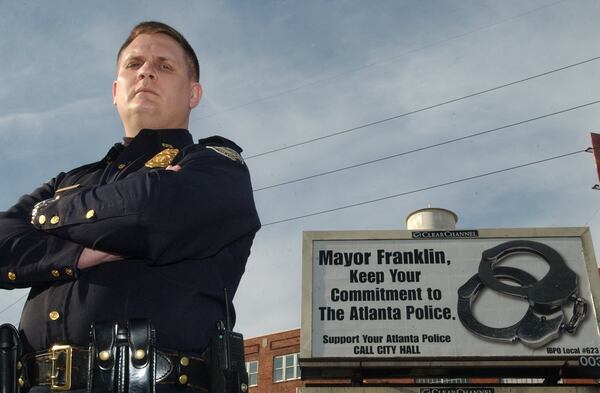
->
xmin=0 ymin=129 xmax=261 ymax=354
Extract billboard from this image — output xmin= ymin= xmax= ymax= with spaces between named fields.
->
xmin=300 ymin=228 xmax=600 ymax=378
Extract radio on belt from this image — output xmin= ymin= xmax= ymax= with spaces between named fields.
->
xmin=211 ymin=288 xmax=249 ymax=393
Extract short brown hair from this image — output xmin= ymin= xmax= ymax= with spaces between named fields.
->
xmin=117 ymin=21 xmax=200 ymax=82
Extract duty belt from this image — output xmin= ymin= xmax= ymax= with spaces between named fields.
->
xmin=457 ymin=240 xmax=587 ymax=348
xmin=18 ymin=345 xmax=209 ymax=392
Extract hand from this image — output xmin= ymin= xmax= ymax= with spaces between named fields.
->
xmin=30 ymin=197 xmax=56 ymax=224
xmin=166 ymin=164 xmax=181 ymax=172
xmin=77 ymin=248 xmax=122 ymax=269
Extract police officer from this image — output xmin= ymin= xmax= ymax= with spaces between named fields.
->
xmin=0 ymin=21 xmax=260 ymax=392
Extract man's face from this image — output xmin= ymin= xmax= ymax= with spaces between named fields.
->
xmin=113 ymin=33 xmax=201 ymax=134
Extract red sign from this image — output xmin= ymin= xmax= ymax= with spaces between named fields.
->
xmin=591 ymin=133 xmax=600 ymax=185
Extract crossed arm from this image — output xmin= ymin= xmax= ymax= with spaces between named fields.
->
xmin=1 ymin=145 xmax=260 ymax=289
xmin=76 ymin=164 xmax=182 ymax=269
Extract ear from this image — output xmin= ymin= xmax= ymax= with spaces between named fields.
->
xmin=189 ymin=82 xmax=202 ymax=109
xmin=112 ymin=80 xmax=118 ymax=106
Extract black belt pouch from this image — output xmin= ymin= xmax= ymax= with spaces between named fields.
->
xmin=0 ymin=324 xmax=21 ymax=393
xmin=88 ymin=319 xmax=155 ymax=393
xmin=126 ymin=319 xmax=155 ymax=393
xmin=88 ymin=321 xmax=117 ymax=393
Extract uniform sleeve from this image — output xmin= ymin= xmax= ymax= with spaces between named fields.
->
xmin=31 ymin=146 xmax=261 ymax=265
xmin=0 ymin=174 xmax=84 ymax=289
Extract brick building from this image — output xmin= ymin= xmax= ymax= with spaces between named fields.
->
xmin=244 ymin=328 xmax=303 ymax=393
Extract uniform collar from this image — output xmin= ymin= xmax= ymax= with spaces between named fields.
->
xmin=130 ymin=128 xmax=194 ymax=151
xmin=120 ymin=129 xmax=193 ymax=160
xmin=105 ymin=129 xmax=193 ymax=165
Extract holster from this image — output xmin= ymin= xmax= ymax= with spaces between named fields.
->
xmin=88 ymin=319 xmax=155 ymax=393
xmin=0 ymin=324 xmax=21 ymax=393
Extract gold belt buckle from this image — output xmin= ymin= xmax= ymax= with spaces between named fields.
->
xmin=50 ymin=344 xmax=72 ymax=391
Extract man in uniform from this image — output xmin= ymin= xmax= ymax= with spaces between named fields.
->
xmin=0 ymin=21 xmax=260 ymax=391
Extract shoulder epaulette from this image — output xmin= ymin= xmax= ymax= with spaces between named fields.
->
xmin=198 ymin=136 xmax=244 ymax=164
xmin=198 ymin=136 xmax=243 ymax=154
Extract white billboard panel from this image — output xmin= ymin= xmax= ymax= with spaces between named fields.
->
xmin=301 ymin=228 xmax=600 ymax=363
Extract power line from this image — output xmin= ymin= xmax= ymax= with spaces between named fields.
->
xmin=261 ymin=149 xmax=585 ymax=226
xmin=245 ymin=55 xmax=600 ymax=160
xmin=0 ymin=293 xmax=27 ymax=317
xmin=253 ymin=100 xmax=600 ymax=192
xmin=198 ymin=0 xmax=565 ymax=121
xmin=584 ymin=205 xmax=600 ymax=226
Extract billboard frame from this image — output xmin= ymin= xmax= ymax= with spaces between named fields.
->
xmin=300 ymin=227 xmax=600 ymax=380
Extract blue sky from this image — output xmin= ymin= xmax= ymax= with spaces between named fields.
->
xmin=1 ymin=0 xmax=600 ymax=338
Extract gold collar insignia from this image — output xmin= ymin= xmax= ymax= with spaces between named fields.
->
xmin=145 ymin=148 xmax=180 ymax=168
xmin=206 ymin=146 xmax=244 ymax=164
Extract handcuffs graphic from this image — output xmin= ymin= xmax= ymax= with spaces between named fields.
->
xmin=457 ymin=240 xmax=587 ymax=348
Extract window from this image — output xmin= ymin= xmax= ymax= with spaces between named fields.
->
xmin=501 ymin=378 xmax=546 ymax=384
xmin=273 ymin=353 xmax=300 ymax=382
xmin=245 ymin=360 xmax=258 ymax=386
xmin=415 ymin=378 xmax=468 ymax=384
